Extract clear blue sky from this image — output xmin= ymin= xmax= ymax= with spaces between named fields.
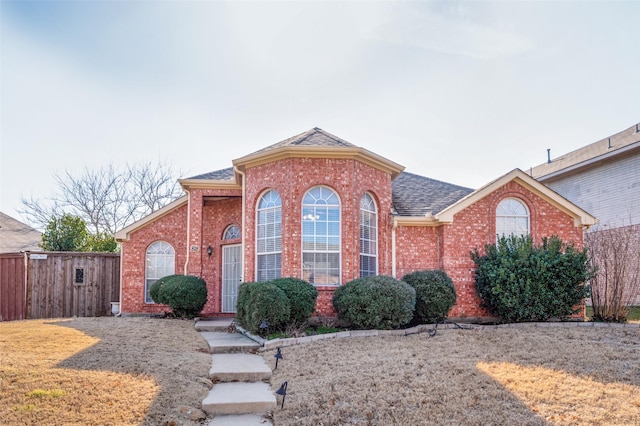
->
xmin=1 ymin=1 xmax=639 ymax=225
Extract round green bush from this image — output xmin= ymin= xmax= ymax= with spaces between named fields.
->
xmin=245 ymin=282 xmax=291 ymax=335
xmin=157 ymin=275 xmax=208 ymax=318
xmin=402 ymin=270 xmax=457 ymax=324
xmin=236 ymin=282 xmax=259 ymax=329
xmin=332 ymin=275 xmax=416 ymax=330
xmin=149 ymin=274 xmax=182 ymax=305
xmin=271 ymin=277 xmax=318 ymax=326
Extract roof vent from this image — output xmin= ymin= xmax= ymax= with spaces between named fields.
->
xmin=608 ymin=137 xmax=612 ymax=149
xmin=635 ymin=123 xmax=639 ymax=133
xmin=547 ymin=148 xmax=551 ymax=164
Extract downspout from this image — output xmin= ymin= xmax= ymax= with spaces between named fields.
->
xmin=391 ymin=217 xmax=398 ymax=279
xmin=183 ymin=189 xmax=191 ymax=275
xmin=117 ymin=245 xmax=123 ymax=316
xmin=233 ymin=166 xmax=246 ymax=281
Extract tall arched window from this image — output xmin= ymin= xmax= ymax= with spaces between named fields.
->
xmin=145 ymin=241 xmax=175 ymax=303
xmin=302 ymin=186 xmax=341 ymax=285
xmin=360 ymin=193 xmax=377 ymax=278
xmin=496 ymin=198 xmax=530 ymax=237
xmin=256 ymin=190 xmax=282 ymax=281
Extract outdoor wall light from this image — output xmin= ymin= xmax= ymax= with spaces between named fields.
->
xmin=275 ymin=381 xmax=288 ymax=409
xmin=274 ymin=347 xmax=283 ymax=370
xmin=206 ymin=245 xmax=213 ymax=258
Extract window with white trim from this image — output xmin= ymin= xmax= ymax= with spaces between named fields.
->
xmin=223 ymin=224 xmax=240 ymax=240
xmin=360 ymin=193 xmax=377 ymax=278
xmin=302 ymin=186 xmax=341 ymax=285
xmin=145 ymin=241 xmax=175 ymax=303
xmin=256 ymin=190 xmax=282 ymax=282
xmin=496 ymin=198 xmax=530 ymax=237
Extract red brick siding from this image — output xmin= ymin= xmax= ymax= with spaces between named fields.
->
xmin=120 ymin=204 xmax=188 ymax=314
xmin=395 ymin=226 xmax=441 ymax=279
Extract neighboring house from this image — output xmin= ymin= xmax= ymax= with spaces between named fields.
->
xmin=530 ymin=122 xmax=640 ymax=304
xmin=115 ymin=128 xmax=596 ymax=320
xmin=0 ymin=212 xmax=42 ymax=253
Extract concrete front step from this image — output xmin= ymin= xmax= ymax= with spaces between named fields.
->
xmin=210 ymin=354 xmax=272 ymax=382
xmin=206 ymin=414 xmax=273 ymax=425
xmin=201 ymin=331 xmax=262 ymax=354
xmin=202 ymin=382 xmax=276 ymax=415
xmin=195 ymin=318 xmax=235 ymax=332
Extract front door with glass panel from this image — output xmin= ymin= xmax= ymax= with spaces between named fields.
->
xmin=222 ymin=244 xmax=242 ymax=312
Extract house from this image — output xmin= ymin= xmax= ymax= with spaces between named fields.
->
xmin=530 ymin=122 xmax=640 ymax=304
xmin=115 ymin=128 xmax=596 ymax=320
xmin=0 ymin=212 xmax=42 ymax=253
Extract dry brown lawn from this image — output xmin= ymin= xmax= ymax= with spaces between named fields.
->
xmin=2 ymin=319 xmax=639 ymax=426
xmin=0 ymin=317 xmax=211 ymax=426
xmin=264 ymin=325 xmax=640 ymax=426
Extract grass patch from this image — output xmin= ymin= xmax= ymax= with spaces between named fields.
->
xmin=586 ymin=306 xmax=640 ymax=322
xmin=263 ymin=325 xmax=640 ymax=425
xmin=26 ymin=389 xmax=65 ymax=399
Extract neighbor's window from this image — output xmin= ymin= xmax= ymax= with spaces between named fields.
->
xmin=302 ymin=186 xmax=341 ymax=285
xmin=223 ymin=224 xmax=240 ymax=240
xmin=145 ymin=241 xmax=175 ymax=303
xmin=496 ymin=198 xmax=530 ymax=237
xmin=360 ymin=193 xmax=378 ymax=278
xmin=256 ymin=190 xmax=282 ymax=282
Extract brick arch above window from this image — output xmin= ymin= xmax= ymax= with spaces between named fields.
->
xmin=223 ymin=224 xmax=241 ymax=240
xmin=495 ymin=197 xmax=531 ymax=238
xmin=145 ymin=241 xmax=175 ymax=304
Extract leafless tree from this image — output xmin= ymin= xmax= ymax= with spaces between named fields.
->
xmin=21 ymin=161 xmax=184 ymax=235
xmin=585 ymin=223 xmax=640 ymax=321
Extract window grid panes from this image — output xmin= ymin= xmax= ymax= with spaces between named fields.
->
xmin=256 ymin=190 xmax=282 ymax=282
xmin=145 ymin=241 xmax=175 ymax=304
xmin=360 ymin=193 xmax=377 ymax=278
xmin=223 ymin=225 xmax=240 ymax=240
xmin=302 ymin=186 xmax=341 ymax=285
xmin=496 ymin=198 xmax=530 ymax=237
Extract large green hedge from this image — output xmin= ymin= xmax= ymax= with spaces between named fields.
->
xmin=402 ymin=270 xmax=456 ymax=324
xmin=332 ymin=275 xmax=416 ymax=330
xmin=271 ymin=278 xmax=318 ymax=327
xmin=471 ymin=235 xmax=592 ymax=322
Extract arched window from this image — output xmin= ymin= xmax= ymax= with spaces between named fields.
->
xmin=223 ymin=224 xmax=240 ymax=240
xmin=145 ymin=241 xmax=175 ymax=304
xmin=256 ymin=190 xmax=282 ymax=281
xmin=496 ymin=198 xmax=530 ymax=237
xmin=360 ymin=193 xmax=377 ymax=278
xmin=302 ymin=186 xmax=341 ymax=285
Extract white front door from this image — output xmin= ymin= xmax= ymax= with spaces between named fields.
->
xmin=222 ymin=244 xmax=242 ymax=312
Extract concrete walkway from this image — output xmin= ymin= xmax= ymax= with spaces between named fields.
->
xmin=196 ymin=319 xmax=275 ymax=426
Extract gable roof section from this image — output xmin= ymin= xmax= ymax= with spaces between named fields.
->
xmin=187 ymin=167 xmax=235 ymax=181
xmin=392 ymin=172 xmax=473 ymax=216
xmin=530 ymin=122 xmax=640 ymax=180
xmin=232 ymin=127 xmax=405 ymax=179
xmin=0 ymin=212 xmax=42 ymax=252
xmin=114 ymin=196 xmax=188 ymax=241
xmin=437 ymin=169 xmax=597 ymax=228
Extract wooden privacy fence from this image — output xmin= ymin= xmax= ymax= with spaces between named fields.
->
xmin=0 ymin=252 xmax=120 ymax=321
xmin=0 ymin=253 xmax=26 ymax=321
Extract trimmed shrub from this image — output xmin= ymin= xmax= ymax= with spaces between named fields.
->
xmin=244 ymin=282 xmax=291 ymax=335
xmin=149 ymin=274 xmax=182 ymax=305
xmin=271 ymin=278 xmax=318 ymax=326
xmin=236 ymin=281 xmax=259 ymax=328
xmin=472 ymin=235 xmax=592 ymax=322
xmin=156 ymin=275 xmax=208 ymax=318
xmin=402 ymin=270 xmax=457 ymax=324
xmin=332 ymin=275 xmax=416 ymax=330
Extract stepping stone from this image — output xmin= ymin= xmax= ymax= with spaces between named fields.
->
xmin=196 ymin=318 xmax=235 ymax=332
xmin=202 ymin=382 xmax=276 ymax=415
xmin=206 ymin=414 xmax=272 ymax=425
xmin=201 ymin=331 xmax=261 ymax=354
xmin=211 ymin=354 xmax=272 ymax=382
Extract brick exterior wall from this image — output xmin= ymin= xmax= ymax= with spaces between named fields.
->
xmin=120 ymin=163 xmax=586 ymax=321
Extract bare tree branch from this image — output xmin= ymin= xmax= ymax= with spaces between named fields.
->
xmin=20 ymin=162 xmax=184 ymax=235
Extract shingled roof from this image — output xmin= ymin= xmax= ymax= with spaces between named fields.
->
xmin=188 ymin=167 xmax=235 ymax=181
xmin=0 ymin=212 xmax=42 ymax=253
xmin=392 ymin=172 xmax=473 ymax=216
xmin=530 ymin=122 xmax=640 ymax=180
xmin=249 ymin=127 xmax=357 ymax=156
